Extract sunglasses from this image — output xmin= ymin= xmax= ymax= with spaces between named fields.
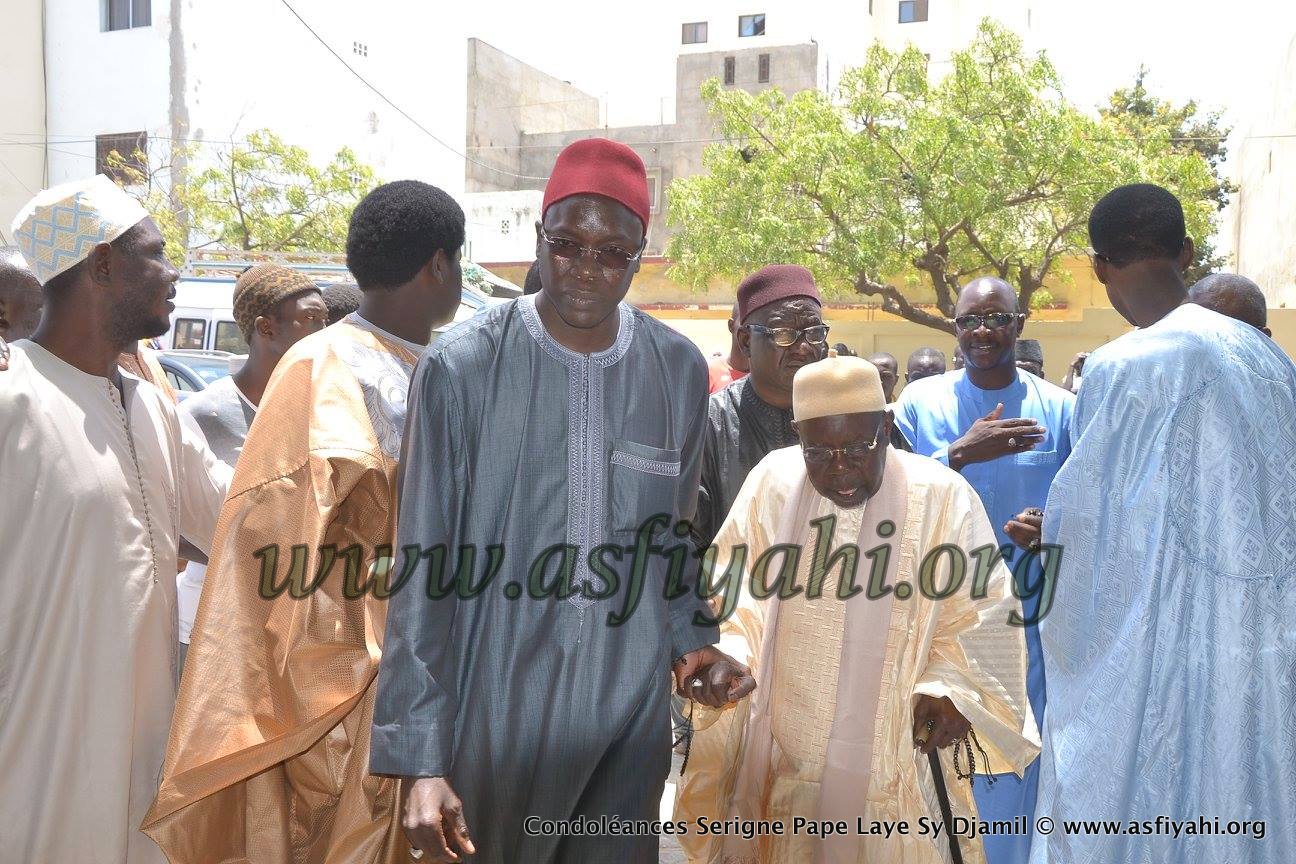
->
xmin=745 ymin=323 xmax=830 ymax=348
xmin=801 ymin=425 xmax=884 ymax=466
xmin=540 ymin=227 xmax=644 ymax=271
xmin=953 ymin=312 xmax=1023 ymax=332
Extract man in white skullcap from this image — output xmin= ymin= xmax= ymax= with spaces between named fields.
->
xmin=0 ymin=175 xmax=230 ymax=863
xmin=675 ymin=352 xmax=1039 ymax=864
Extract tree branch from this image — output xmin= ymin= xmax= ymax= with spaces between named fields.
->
xmin=854 ymin=274 xmax=955 ymax=334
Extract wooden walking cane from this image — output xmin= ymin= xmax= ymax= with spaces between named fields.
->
xmin=928 ymin=748 xmax=965 ymax=864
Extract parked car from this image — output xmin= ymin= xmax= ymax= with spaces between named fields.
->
xmin=162 ymin=265 xmax=510 ymax=355
xmin=157 ymin=349 xmax=239 ymax=400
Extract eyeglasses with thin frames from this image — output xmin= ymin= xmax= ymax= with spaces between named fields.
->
xmin=745 ymin=323 xmax=830 ymax=348
xmin=539 ymin=226 xmax=644 ymax=271
xmin=801 ymin=424 xmax=885 ymax=466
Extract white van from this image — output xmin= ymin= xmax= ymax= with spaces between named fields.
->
xmin=162 ymin=276 xmax=506 ymax=354
xmin=166 ymin=278 xmax=247 ymax=354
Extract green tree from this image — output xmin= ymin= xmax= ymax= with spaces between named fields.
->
xmin=187 ymin=130 xmax=378 ymax=252
xmin=107 ymin=129 xmax=379 ymax=258
xmin=1101 ymin=66 xmax=1234 ymax=282
xmin=105 ymin=140 xmax=195 ymax=258
xmin=666 ymin=20 xmax=1216 ymax=334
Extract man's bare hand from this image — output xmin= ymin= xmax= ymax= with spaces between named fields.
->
xmin=674 ymin=645 xmax=756 ymax=709
xmin=1004 ymin=507 xmax=1043 ymax=550
xmin=948 ymin=403 xmax=1046 ymax=471
xmin=401 ymin=776 xmax=475 ymax=863
xmin=912 ymin=695 xmax=971 ymax=755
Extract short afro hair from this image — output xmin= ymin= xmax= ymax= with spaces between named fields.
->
xmin=345 ymin=180 xmax=465 ymax=291
xmin=321 ymin=282 xmax=364 ymax=324
xmin=1088 ymin=183 xmax=1186 ymax=266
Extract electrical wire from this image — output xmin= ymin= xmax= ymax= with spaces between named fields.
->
xmin=275 ymin=0 xmax=551 ymax=182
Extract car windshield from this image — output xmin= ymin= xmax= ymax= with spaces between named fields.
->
xmin=181 ymin=358 xmax=232 ymax=385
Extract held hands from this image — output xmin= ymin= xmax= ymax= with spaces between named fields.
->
xmin=674 ymin=644 xmax=757 ymax=709
xmin=948 ymin=403 xmax=1046 ymax=472
xmin=1061 ymin=351 xmax=1088 ymax=392
xmin=1004 ymin=507 xmax=1044 ymax=551
xmin=911 ymin=695 xmax=971 ymax=755
xmin=401 ymin=776 xmax=475 ymax=862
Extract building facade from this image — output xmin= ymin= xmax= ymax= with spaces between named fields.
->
xmin=464 ymin=2 xmax=1034 ymax=260
xmin=39 ymin=0 xmax=471 ymax=223
xmin=1232 ymin=34 xmax=1296 ymax=308
xmin=0 ymin=0 xmax=48 ymax=243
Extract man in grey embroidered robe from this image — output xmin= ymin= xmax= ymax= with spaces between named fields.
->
xmin=372 ymin=139 xmax=753 ymax=864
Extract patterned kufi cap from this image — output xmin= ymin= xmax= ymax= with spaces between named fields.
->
xmin=232 ymin=263 xmax=320 ymax=339
xmin=11 ymin=175 xmax=149 ymax=284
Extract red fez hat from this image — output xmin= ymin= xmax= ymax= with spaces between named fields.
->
xmin=736 ymin=264 xmax=822 ymax=323
xmin=542 ymin=138 xmax=651 ymax=233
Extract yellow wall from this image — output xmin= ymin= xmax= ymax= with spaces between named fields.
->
xmin=488 ymin=256 xmax=1296 ymax=390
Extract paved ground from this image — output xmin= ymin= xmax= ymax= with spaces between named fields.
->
xmin=660 ymin=753 xmax=687 ymax=863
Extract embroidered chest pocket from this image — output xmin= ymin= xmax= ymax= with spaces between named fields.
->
xmin=608 ymin=439 xmax=682 ymax=535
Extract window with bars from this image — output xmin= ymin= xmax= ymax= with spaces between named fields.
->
xmin=95 ymin=132 xmax=148 ymax=182
xmin=723 ymin=56 xmax=736 ymax=85
xmin=739 ymin=13 xmax=766 ymax=37
xmin=758 ymin=54 xmax=770 ymax=83
xmin=104 ymin=0 xmax=150 ymax=31
xmin=899 ymin=0 xmax=929 ymax=23
xmin=682 ymin=21 xmax=708 ymax=44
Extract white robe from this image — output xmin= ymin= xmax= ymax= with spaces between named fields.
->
xmin=1033 ymin=304 xmax=1296 ymax=863
xmin=0 ymin=340 xmax=229 ymax=863
xmin=677 ymin=447 xmax=1039 ymax=864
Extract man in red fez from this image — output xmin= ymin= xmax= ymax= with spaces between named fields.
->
xmin=373 ymin=138 xmax=754 ymax=864
xmin=692 ymin=264 xmax=830 ymax=549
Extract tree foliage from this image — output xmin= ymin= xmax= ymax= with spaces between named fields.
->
xmin=666 ymin=20 xmax=1216 ymax=333
xmin=187 ymin=130 xmax=377 ymax=252
xmin=1100 ymin=66 xmax=1234 ymax=281
xmin=105 ymin=141 xmax=194 ymax=258
xmin=108 ymin=129 xmax=378 ymax=257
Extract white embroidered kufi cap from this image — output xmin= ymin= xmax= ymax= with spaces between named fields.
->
xmin=792 ymin=350 xmax=887 ymax=422
xmin=11 ymin=174 xmax=150 ymax=285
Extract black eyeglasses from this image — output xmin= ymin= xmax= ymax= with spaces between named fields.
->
xmin=953 ymin=312 xmax=1023 ymax=332
xmin=745 ymin=323 xmax=830 ymax=348
xmin=801 ymin=425 xmax=884 ymax=466
xmin=540 ymin=227 xmax=644 ymax=271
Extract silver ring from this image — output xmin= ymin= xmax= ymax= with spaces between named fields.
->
xmin=1008 ymin=437 xmax=1017 ymax=446
xmin=410 ymin=848 xmax=424 ymax=860
xmin=691 ymin=677 xmax=704 ymax=690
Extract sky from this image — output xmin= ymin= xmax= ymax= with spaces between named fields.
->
xmin=465 ymin=2 xmax=1296 ymax=256
xmin=469 ymin=2 xmax=1295 ymax=133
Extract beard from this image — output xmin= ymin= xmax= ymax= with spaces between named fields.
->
xmin=107 ymin=291 xmax=170 ymax=348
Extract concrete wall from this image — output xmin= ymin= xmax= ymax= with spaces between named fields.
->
xmin=465 ymin=41 xmax=818 ymax=256
xmin=43 ymin=0 xmax=170 ymax=186
xmin=654 ymin=304 xmax=1296 ymax=396
xmin=670 ymin=0 xmax=1031 ymax=95
xmin=463 ymin=189 xmax=542 ymax=263
xmin=465 ymin=38 xmax=600 ymax=193
xmin=675 ymin=43 xmax=819 ymax=128
xmin=0 ymin=0 xmax=47 ymax=241
xmin=1232 ymin=34 xmax=1296 ymax=308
